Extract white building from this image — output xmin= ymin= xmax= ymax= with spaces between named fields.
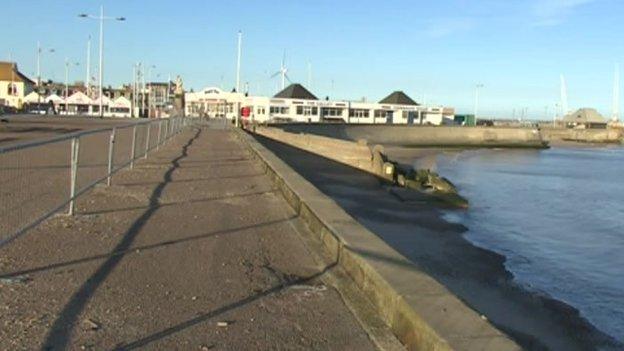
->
xmin=109 ymin=96 xmax=132 ymax=118
xmin=185 ymin=84 xmax=455 ymax=125
xmin=0 ymin=62 xmax=35 ymax=109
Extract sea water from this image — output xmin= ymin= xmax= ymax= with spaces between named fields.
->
xmin=433 ymin=146 xmax=624 ymax=343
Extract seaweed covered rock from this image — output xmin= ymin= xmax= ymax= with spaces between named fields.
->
xmin=401 ymin=169 xmax=468 ymax=208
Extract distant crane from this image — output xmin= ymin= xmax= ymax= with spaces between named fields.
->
xmin=271 ymin=51 xmax=291 ymax=90
xmin=612 ymin=63 xmax=620 ymax=121
xmin=560 ymin=74 xmax=569 ymax=116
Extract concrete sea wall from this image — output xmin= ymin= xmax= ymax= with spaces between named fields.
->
xmin=541 ymin=127 xmax=623 ymax=143
xmin=235 ymin=128 xmax=521 ymax=350
xmin=272 ymin=123 xmax=548 ymax=148
xmin=254 ymin=126 xmax=375 ymax=173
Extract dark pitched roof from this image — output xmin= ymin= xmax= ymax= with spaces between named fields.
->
xmin=0 ymin=61 xmax=35 ymax=85
xmin=563 ymin=108 xmax=607 ymax=124
xmin=273 ymin=83 xmax=318 ymax=100
xmin=379 ymin=91 xmax=419 ymax=106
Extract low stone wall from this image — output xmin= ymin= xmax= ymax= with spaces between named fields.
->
xmin=235 ymin=128 xmax=521 ymax=351
xmin=541 ymin=128 xmax=623 ymax=143
xmin=272 ymin=123 xmax=548 ymax=148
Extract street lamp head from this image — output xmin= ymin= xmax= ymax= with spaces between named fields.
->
xmin=78 ymin=14 xmax=88 ymax=18
xmin=116 ymin=17 xmax=126 ymax=21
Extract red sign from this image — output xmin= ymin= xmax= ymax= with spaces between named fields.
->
xmin=241 ymin=106 xmax=251 ymax=117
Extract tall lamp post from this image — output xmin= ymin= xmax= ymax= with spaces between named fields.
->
xmin=65 ymin=58 xmax=80 ymax=115
xmin=236 ymin=30 xmax=242 ymax=93
xmin=79 ymin=6 xmax=125 ymax=118
xmin=474 ymin=83 xmax=484 ymax=125
xmin=36 ymin=42 xmax=55 ymax=104
xmin=85 ymin=35 xmax=91 ymax=94
xmin=146 ymin=65 xmax=156 ymax=118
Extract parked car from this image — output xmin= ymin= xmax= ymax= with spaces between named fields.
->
xmin=24 ymin=102 xmax=56 ymax=115
xmin=0 ymin=105 xmax=19 ymax=115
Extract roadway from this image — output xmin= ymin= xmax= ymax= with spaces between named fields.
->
xmin=0 ymin=115 xmax=136 ymax=147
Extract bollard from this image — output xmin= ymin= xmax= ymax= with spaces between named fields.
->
xmin=68 ymin=137 xmax=80 ymax=216
xmin=144 ymin=123 xmax=151 ymax=159
xmin=130 ymin=125 xmax=137 ymax=169
xmin=107 ymin=128 xmax=116 ymax=186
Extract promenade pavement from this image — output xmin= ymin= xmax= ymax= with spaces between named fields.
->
xmin=0 ymin=124 xmax=376 ymax=350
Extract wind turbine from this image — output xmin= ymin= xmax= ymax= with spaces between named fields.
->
xmin=271 ymin=52 xmax=290 ymax=90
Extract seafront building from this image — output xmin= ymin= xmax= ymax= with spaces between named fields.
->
xmin=185 ymin=83 xmax=455 ymax=125
xmin=562 ymin=108 xmax=609 ymax=129
xmin=0 ymin=61 xmax=35 ymax=109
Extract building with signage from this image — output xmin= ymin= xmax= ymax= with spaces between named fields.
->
xmin=185 ymin=83 xmax=455 ymax=125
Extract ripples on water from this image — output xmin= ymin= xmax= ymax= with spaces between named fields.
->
xmin=432 ymin=147 xmax=624 ymax=343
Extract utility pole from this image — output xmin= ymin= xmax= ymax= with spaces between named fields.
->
xmin=36 ymin=42 xmax=54 ymax=105
xmin=613 ymin=63 xmax=620 ymax=121
xmin=167 ymin=73 xmax=171 ymax=107
xmin=86 ymin=35 xmax=91 ymax=93
xmin=37 ymin=41 xmax=41 ymax=88
xmin=65 ymin=58 xmax=69 ymax=115
xmin=146 ymin=65 xmax=155 ymax=118
xmin=236 ymin=30 xmax=242 ymax=93
xmin=98 ymin=6 xmax=104 ymax=117
xmin=132 ymin=64 xmax=136 ymax=118
xmin=141 ymin=63 xmax=146 ymax=118
xmin=79 ymin=6 xmax=125 ymax=118
xmin=65 ymin=59 xmax=79 ymax=115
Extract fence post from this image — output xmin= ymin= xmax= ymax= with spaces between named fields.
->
xmin=157 ymin=120 xmax=162 ymax=150
xmin=130 ymin=125 xmax=137 ymax=169
xmin=68 ymin=137 xmax=80 ymax=216
xmin=144 ymin=123 xmax=151 ymax=159
xmin=107 ymin=127 xmax=116 ymax=186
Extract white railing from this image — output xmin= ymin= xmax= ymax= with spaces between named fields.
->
xmin=0 ymin=117 xmax=194 ymax=248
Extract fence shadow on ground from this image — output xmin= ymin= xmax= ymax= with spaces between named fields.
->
xmin=40 ymin=128 xmax=202 ymax=351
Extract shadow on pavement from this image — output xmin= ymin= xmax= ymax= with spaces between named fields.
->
xmin=41 ymin=128 xmax=202 ymax=350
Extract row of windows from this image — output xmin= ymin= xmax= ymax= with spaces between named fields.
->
xmin=270 ymin=106 xmax=289 ymax=114
xmin=296 ymin=106 xmax=318 ymax=116
xmin=374 ymin=110 xmax=394 ymax=118
xmin=110 ymin=107 xmax=131 ymax=113
xmin=349 ymin=109 xmax=369 ymax=118
xmin=322 ymin=108 xmax=343 ymax=117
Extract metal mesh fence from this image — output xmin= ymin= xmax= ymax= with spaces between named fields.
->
xmin=75 ymin=130 xmax=110 ymax=195
xmin=0 ymin=139 xmax=71 ymax=244
xmin=0 ymin=117 xmax=192 ymax=247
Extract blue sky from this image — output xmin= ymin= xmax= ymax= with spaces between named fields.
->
xmin=3 ymin=0 xmax=624 ymax=118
